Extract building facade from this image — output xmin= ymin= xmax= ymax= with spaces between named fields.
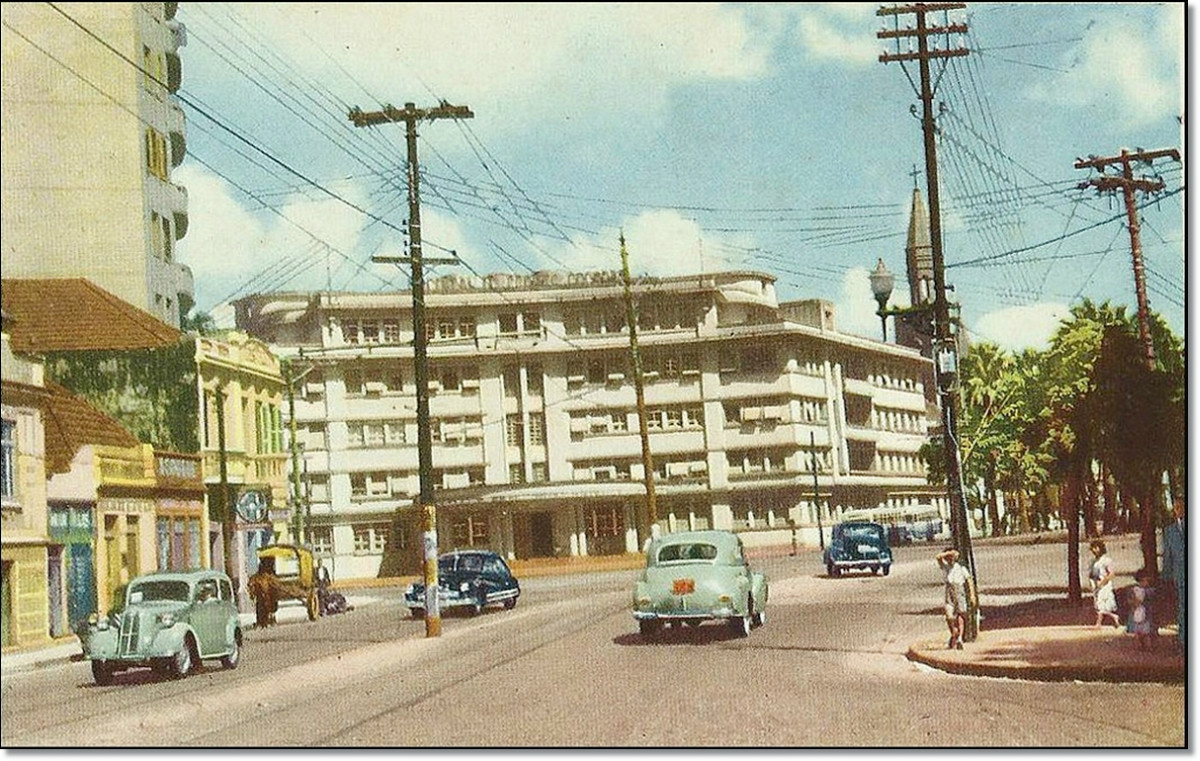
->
xmin=1 ymin=2 xmax=192 ymax=328
xmin=1 ymin=314 xmax=52 ymax=649
xmin=235 ymin=270 xmax=945 ymax=580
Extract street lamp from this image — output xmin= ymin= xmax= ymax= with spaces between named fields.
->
xmin=868 ymin=258 xmax=895 ymax=341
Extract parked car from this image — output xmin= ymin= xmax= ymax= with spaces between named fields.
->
xmin=82 ymin=569 xmax=243 ymax=685
xmin=632 ymin=530 xmax=768 ymax=639
xmin=404 ymin=550 xmax=520 ymax=618
xmin=824 ymin=521 xmax=892 ymax=577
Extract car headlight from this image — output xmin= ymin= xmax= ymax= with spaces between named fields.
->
xmin=459 ymin=581 xmax=471 ymax=593
xmin=89 ymin=612 xmax=110 ymax=631
xmin=157 ymin=612 xmax=177 ymax=627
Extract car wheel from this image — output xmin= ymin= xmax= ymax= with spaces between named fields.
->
xmin=830 ymin=564 xmax=841 ymax=578
xmin=220 ymin=632 xmax=241 ymax=670
xmin=882 ymin=564 xmax=891 ymax=576
xmin=872 ymin=565 xmax=880 ymax=575
xmin=503 ymin=597 xmax=517 ymax=610
xmin=752 ymin=606 xmax=766 ymax=628
xmin=411 ymin=607 xmax=425 ymax=619
xmin=91 ymin=660 xmax=114 ymax=686
xmin=638 ymin=620 xmax=662 ymax=640
xmin=169 ymin=637 xmax=195 ymax=679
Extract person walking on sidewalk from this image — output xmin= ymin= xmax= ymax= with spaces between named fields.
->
xmin=1088 ymin=539 xmax=1120 ymax=629
xmin=937 ymin=547 xmax=973 ymax=649
xmin=1127 ymin=568 xmax=1157 ymax=650
xmin=1161 ymin=496 xmax=1185 ymax=653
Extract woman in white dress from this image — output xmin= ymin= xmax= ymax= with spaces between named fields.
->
xmin=1088 ymin=539 xmax=1120 ymax=628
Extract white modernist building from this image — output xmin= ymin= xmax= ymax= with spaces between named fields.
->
xmin=234 ymin=270 xmax=946 ymax=579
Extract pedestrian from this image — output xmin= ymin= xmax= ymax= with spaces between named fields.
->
xmin=1127 ymin=568 xmax=1157 ymax=650
xmin=1088 ymin=539 xmax=1120 ymax=629
xmin=247 ymin=557 xmax=278 ymax=628
xmin=1161 ymin=496 xmax=1185 ymax=653
xmin=937 ymin=547 xmax=973 ymax=650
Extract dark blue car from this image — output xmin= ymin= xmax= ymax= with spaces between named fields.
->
xmin=823 ymin=521 xmax=892 ymax=577
xmin=404 ymin=550 xmax=520 ymax=618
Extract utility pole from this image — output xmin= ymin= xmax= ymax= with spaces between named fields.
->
xmin=215 ymin=388 xmax=238 ymax=604
xmin=878 ymin=3 xmax=977 ymax=638
xmin=620 ymin=233 xmax=658 ymax=548
xmin=1075 ymin=146 xmax=1181 ymax=580
xmin=350 ymin=100 xmax=472 ymax=638
xmin=283 ymin=358 xmax=311 ymax=545
xmin=1074 ymin=148 xmax=1180 ymax=370
xmin=811 ymin=431 xmax=824 ymax=551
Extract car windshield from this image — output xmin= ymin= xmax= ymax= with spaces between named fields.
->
xmin=657 ymin=542 xmax=718 ymax=563
xmin=440 ymin=554 xmax=484 ymax=573
xmin=127 ymin=580 xmax=191 ymax=603
xmin=845 ymin=525 xmax=883 ymax=542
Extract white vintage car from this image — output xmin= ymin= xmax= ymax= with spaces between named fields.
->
xmin=82 ymin=569 xmax=243 ymax=685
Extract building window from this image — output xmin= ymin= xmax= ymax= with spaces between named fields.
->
xmin=382 ymin=319 xmax=401 ymax=343
xmin=1 ymin=419 xmax=14 ymax=501
xmin=521 ymin=312 xmax=541 ymax=335
xmin=353 ymin=523 xmax=389 ymax=553
xmin=528 ymin=413 xmax=545 ymax=446
xmin=509 ymin=463 xmax=525 ymax=484
xmin=452 ymin=516 xmax=489 ymax=548
xmin=499 ymin=313 xmax=519 ymax=334
xmin=144 ymin=128 xmax=168 ymax=179
xmin=505 ymin=415 xmax=523 ymax=448
xmin=310 ymin=526 xmax=333 ymax=555
xmin=531 ymin=462 xmax=547 ymax=482
xmin=526 ymin=363 xmax=543 ymax=395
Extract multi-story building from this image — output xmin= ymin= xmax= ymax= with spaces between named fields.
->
xmin=1 ymin=2 xmax=192 ymax=328
xmin=235 ymin=270 xmax=943 ymax=580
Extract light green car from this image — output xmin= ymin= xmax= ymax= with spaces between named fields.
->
xmin=83 ymin=570 xmax=243 ymax=685
xmin=632 ymin=530 xmax=768 ymax=639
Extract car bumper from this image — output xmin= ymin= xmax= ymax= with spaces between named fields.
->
xmin=829 ymin=559 xmax=890 ymax=569
xmin=633 ymin=606 xmax=738 ymax=622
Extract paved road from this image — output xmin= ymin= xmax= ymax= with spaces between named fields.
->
xmin=0 ymin=540 xmax=1183 ymax=747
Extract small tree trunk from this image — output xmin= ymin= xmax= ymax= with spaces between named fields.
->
xmin=1141 ymin=487 xmax=1159 ymax=581
xmin=1101 ymin=465 xmax=1118 ymax=534
xmin=1064 ymin=472 xmax=1082 ymax=603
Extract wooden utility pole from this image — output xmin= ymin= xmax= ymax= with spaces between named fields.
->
xmin=879 ymin=3 xmax=977 ymax=638
xmin=350 ymin=101 xmax=472 ymax=638
xmin=1076 ymin=146 xmax=1181 ymax=580
xmin=1075 ymin=148 xmax=1180 ymax=370
xmin=620 ymin=234 xmax=658 ymax=548
xmin=215 ymin=388 xmax=238 ymax=602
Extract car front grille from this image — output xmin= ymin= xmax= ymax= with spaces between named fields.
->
xmin=117 ymin=613 xmax=141 ymax=657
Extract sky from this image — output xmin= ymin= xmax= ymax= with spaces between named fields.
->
xmin=173 ymin=2 xmax=1186 ymax=352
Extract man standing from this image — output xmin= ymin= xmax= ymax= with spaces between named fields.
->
xmin=1161 ymin=496 xmax=1186 ymax=654
xmin=937 ymin=547 xmax=974 ymax=649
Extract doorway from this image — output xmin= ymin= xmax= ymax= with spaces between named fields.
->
xmin=530 ymin=512 xmax=554 ymax=558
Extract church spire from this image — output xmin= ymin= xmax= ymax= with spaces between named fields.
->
xmin=905 ymin=186 xmax=934 ymax=306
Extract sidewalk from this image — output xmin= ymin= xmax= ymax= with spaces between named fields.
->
xmin=908 ymin=624 xmax=1184 ymax=683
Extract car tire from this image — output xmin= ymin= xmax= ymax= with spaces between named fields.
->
xmin=830 ymin=564 xmax=841 ymax=578
xmin=91 ymin=660 xmax=114 ymax=686
xmin=503 ymin=597 xmax=517 ymax=610
xmin=169 ymin=637 xmax=195 ymax=679
xmin=882 ymin=564 xmax=891 ymax=576
xmin=872 ymin=565 xmax=880 ymax=575
xmin=638 ymin=619 xmax=662 ymax=640
xmin=752 ymin=606 xmax=766 ymax=628
xmin=220 ymin=632 xmax=241 ymax=670
xmin=411 ymin=607 xmax=425 ymax=619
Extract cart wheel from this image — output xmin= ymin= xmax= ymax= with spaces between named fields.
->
xmin=307 ymin=591 xmax=319 ymax=621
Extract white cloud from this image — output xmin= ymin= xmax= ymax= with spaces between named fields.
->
xmin=521 ymin=208 xmax=756 ymax=278
xmin=221 ymin=3 xmax=773 ymax=139
xmin=970 ymin=302 xmax=1070 ymax=352
xmin=1027 ymin=9 xmax=1183 ymax=128
xmin=795 ymin=4 xmax=879 ymax=66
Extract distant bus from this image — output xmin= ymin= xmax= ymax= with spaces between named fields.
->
xmin=841 ymin=505 xmax=945 ymax=544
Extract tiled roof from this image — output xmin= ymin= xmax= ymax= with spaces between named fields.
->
xmin=1 ymin=380 xmax=140 ymax=475
xmin=0 ymin=278 xmax=182 ymax=353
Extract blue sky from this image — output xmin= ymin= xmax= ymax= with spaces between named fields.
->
xmin=175 ymin=3 xmax=1186 ymax=351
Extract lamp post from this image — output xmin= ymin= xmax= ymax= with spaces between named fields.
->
xmin=868 ymin=258 xmax=896 ymax=342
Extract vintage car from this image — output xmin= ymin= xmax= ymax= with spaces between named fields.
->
xmin=632 ymin=530 xmax=768 ymax=639
xmin=404 ymin=549 xmax=520 ymax=618
xmin=823 ymin=521 xmax=892 ymax=577
xmin=82 ymin=569 xmax=243 ymax=685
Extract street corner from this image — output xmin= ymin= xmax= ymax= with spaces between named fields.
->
xmin=907 ymin=625 xmax=1184 ymax=683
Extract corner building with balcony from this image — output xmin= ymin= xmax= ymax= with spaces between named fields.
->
xmin=235 ymin=271 xmax=944 ymax=579
xmin=0 ymin=2 xmax=192 ymax=328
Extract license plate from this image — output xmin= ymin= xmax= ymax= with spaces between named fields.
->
xmin=673 ymin=578 xmax=695 ymax=595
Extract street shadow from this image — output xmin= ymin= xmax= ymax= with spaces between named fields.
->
xmin=613 ymin=622 xmax=748 ymax=647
